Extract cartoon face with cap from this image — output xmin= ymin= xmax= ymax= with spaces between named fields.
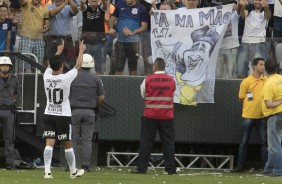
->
xmin=181 ymin=25 xmax=219 ymax=86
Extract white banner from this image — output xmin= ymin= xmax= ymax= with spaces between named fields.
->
xmin=151 ymin=4 xmax=233 ymax=105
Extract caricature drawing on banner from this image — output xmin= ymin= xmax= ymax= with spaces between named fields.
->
xmin=151 ymin=4 xmax=234 ymax=105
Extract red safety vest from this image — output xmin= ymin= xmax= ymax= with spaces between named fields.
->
xmin=144 ymin=73 xmax=175 ymax=120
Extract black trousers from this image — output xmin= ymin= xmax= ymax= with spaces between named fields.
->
xmin=114 ymin=41 xmax=140 ymax=72
xmin=0 ymin=110 xmax=15 ymax=167
xmin=137 ymin=116 xmax=176 ymax=173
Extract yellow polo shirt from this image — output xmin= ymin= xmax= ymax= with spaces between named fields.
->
xmin=239 ymin=74 xmax=267 ymax=118
xmin=262 ymin=74 xmax=282 ymax=117
xmin=20 ymin=1 xmax=49 ymax=39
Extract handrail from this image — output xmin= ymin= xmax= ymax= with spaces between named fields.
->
xmin=22 ymin=53 xmax=39 ymax=125
xmin=0 ymin=52 xmax=46 ymax=72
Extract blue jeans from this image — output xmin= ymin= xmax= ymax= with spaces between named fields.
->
xmin=264 ymin=114 xmax=282 ymax=175
xmin=237 ymin=118 xmax=267 ymax=168
xmin=273 ymin=16 xmax=282 ymax=40
xmin=86 ymin=42 xmax=105 ymax=73
xmin=105 ymin=33 xmax=114 ymax=58
xmin=237 ymin=42 xmax=267 ymax=77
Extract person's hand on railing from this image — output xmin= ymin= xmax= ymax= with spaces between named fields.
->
xmin=108 ymin=28 xmax=116 ymax=35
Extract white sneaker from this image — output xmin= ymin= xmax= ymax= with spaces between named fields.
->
xmin=44 ymin=173 xmax=53 ymax=179
xmin=70 ymin=169 xmax=84 ymax=179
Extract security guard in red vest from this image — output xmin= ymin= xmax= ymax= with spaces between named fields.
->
xmin=132 ymin=58 xmax=176 ymax=175
xmin=0 ymin=56 xmax=18 ymax=170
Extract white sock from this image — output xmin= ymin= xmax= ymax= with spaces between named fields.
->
xmin=65 ymin=148 xmax=76 ymax=174
xmin=44 ymin=146 xmax=53 ymax=174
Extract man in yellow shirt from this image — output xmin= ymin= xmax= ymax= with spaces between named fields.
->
xmin=19 ymin=0 xmax=49 ymax=72
xmin=232 ymin=58 xmax=267 ymax=172
xmin=262 ymin=59 xmax=282 ymax=176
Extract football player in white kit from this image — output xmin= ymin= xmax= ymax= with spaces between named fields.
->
xmin=42 ymin=40 xmax=86 ymax=179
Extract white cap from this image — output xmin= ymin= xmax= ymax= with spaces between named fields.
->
xmin=0 ymin=56 xmax=13 ymax=66
xmin=82 ymin=54 xmax=95 ymax=68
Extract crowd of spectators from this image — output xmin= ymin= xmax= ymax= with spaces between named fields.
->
xmin=0 ymin=0 xmax=281 ymax=78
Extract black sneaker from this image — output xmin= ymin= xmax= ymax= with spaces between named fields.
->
xmin=231 ymin=166 xmax=245 ymax=173
xmin=167 ymin=171 xmax=177 ymax=175
xmin=81 ymin=165 xmax=91 ymax=172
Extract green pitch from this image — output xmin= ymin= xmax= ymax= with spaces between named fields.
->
xmin=0 ymin=167 xmax=281 ymax=184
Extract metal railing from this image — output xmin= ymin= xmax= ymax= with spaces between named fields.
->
xmin=107 ymin=152 xmax=234 ymax=170
xmin=0 ymin=52 xmax=45 ymax=125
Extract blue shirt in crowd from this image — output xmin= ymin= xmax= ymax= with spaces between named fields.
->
xmin=113 ymin=1 xmax=148 ymax=42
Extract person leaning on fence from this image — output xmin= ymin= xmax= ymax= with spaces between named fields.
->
xmin=232 ymin=58 xmax=268 ymax=173
xmin=46 ymin=0 xmax=78 ymax=69
xmin=19 ymin=0 xmax=49 ymax=72
xmin=236 ymin=0 xmax=271 ymax=78
xmin=0 ymin=56 xmax=19 ymax=170
xmin=108 ymin=0 xmax=148 ymax=76
xmin=80 ymin=0 xmax=107 ymax=75
xmin=42 ymin=40 xmax=85 ymax=179
xmin=70 ymin=54 xmax=105 ymax=172
xmin=132 ymin=58 xmax=177 ymax=175
xmin=261 ymin=59 xmax=282 ymax=176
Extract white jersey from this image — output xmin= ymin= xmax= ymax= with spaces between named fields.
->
xmin=43 ymin=68 xmax=78 ymax=116
xmin=242 ymin=10 xmax=267 ymax=43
